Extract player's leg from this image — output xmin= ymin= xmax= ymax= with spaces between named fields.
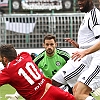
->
xmin=41 ymin=85 xmax=75 ymax=100
xmin=73 ymin=62 xmax=100 ymax=100
xmin=52 ymin=59 xmax=77 ymax=94
xmin=52 ymin=57 xmax=89 ymax=88
xmin=73 ymin=81 xmax=94 ymax=100
xmin=52 ymin=55 xmax=92 ymax=96
xmin=52 ymin=54 xmax=92 ymax=86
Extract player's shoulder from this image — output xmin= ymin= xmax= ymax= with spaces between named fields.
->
xmin=56 ymin=49 xmax=70 ymax=56
xmin=19 ymin=52 xmax=30 ymax=56
xmin=88 ymin=7 xmax=100 ymax=26
xmin=90 ymin=7 xmax=100 ymax=17
xmin=34 ymin=50 xmax=45 ymax=62
xmin=11 ymin=52 xmax=31 ymax=65
xmin=18 ymin=52 xmax=31 ymax=60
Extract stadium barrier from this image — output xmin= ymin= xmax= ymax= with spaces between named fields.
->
xmin=0 ymin=13 xmax=84 ymax=48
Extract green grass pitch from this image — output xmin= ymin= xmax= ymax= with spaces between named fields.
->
xmin=0 ymin=84 xmax=100 ymax=100
xmin=0 ymin=84 xmax=24 ymax=100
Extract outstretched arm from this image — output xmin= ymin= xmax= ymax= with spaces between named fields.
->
xmin=71 ymin=41 xmax=100 ymax=61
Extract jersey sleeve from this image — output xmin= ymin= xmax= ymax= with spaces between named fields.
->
xmin=57 ymin=49 xmax=70 ymax=63
xmin=89 ymin=8 xmax=100 ymax=37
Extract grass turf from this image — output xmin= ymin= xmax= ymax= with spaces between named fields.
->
xmin=0 ymin=84 xmax=100 ymax=100
xmin=0 ymin=84 xmax=24 ymax=100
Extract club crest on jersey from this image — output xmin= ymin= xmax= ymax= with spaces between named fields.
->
xmin=56 ymin=61 xmax=61 ymax=66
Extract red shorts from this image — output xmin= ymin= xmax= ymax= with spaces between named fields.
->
xmin=41 ymin=86 xmax=75 ymax=100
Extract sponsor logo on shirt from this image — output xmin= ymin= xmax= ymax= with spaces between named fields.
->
xmin=34 ymin=79 xmax=45 ymax=91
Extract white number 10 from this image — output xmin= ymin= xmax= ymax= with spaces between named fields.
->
xmin=18 ymin=62 xmax=41 ymax=85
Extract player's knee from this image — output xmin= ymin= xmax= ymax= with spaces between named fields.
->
xmin=73 ymin=89 xmax=87 ymax=100
xmin=74 ymin=87 xmax=92 ymax=100
xmin=73 ymin=82 xmax=92 ymax=100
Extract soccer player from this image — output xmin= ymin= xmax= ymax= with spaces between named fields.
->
xmin=34 ymin=34 xmax=70 ymax=79
xmin=52 ymin=0 xmax=100 ymax=100
xmin=5 ymin=52 xmax=38 ymax=100
xmin=5 ymin=34 xmax=71 ymax=100
xmin=0 ymin=44 xmax=75 ymax=100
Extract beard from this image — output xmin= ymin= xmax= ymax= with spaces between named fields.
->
xmin=46 ymin=49 xmax=54 ymax=55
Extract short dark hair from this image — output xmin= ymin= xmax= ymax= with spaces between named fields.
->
xmin=0 ymin=44 xmax=17 ymax=61
xmin=43 ymin=34 xmax=56 ymax=43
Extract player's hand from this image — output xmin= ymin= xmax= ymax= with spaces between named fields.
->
xmin=71 ymin=50 xmax=87 ymax=61
xmin=64 ymin=38 xmax=79 ymax=48
xmin=5 ymin=94 xmax=18 ymax=100
xmin=71 ymin=51 xmax=82 ymax=61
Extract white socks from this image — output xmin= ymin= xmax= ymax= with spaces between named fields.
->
xmin=85 ymin=96 xmax=95 ymax=100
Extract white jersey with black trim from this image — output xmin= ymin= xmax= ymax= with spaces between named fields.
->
xmin=78 ymin=7 xmax=100 ymax=49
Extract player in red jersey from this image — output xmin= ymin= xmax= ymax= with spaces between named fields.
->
xmin=0 ymin=44 xmax=75 ymax=100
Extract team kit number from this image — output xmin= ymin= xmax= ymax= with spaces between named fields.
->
xmin=18 ymin=62 xmax=41 ymax=85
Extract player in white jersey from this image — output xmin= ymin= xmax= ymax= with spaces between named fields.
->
xmin=52 ymin=0 xmax=100 ymax=100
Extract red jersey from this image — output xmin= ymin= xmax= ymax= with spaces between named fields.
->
xmin=0 ymin=52 xmax=51 ymax=100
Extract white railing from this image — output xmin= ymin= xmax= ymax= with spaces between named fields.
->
xmin=0 ymin=13 xmax=84 ymax=48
